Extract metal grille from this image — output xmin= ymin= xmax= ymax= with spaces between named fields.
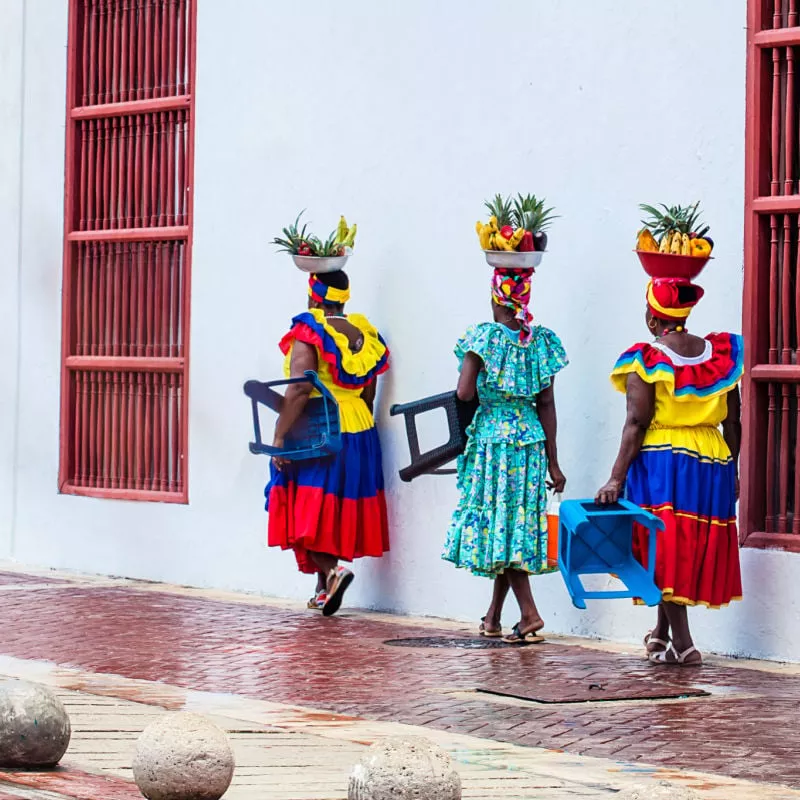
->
xmin=743 ymin=0 xmax=800 ymax=549
xmin=59 ymin=0 xmax=196 ymax=503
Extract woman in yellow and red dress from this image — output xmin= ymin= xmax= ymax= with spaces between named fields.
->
xmin=596 ymin=278 xmax=743 ymax=665
xmin=266 ymin=270 xmax=390 ymax=616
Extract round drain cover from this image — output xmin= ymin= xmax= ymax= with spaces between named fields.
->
xmin=384 ymin=636 xmax=533 ymax=649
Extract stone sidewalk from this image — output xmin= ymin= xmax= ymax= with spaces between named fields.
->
xmin=0 ymin=563 xmax=798 ymax=799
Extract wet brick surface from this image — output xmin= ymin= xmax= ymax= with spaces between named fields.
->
xmin=0 ymin=579 xmax=798 ymax=787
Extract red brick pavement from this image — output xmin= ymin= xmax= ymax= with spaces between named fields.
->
xmin=0 ymin=580 xmax=798 ymax=788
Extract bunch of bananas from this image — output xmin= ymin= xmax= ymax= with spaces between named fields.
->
xmin=476 ymin=217 xmax=526 ymax=251
xmin=636 ymin=228 xmax=712 ymax=258
xmin=335 ymin=216 xmax=357 ymax=248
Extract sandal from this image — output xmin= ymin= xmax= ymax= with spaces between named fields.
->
xmin=322 ymin=567 xmax=354 ymax=617
xmin=307 ymin=591 xmax=327 ymax=611
xmin=649 ymin=643 xmax=702 ymax=666
xmin=502 ymin=622 xmax=545 ymax=645
xmin=479 ymin=617 xmax=503 ymax=638
xmin=643 ymin=630 xmax=669 ymax=655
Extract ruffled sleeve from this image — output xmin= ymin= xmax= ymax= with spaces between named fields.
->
xmin=280 ymin=309 xmax=389 ymax=389
xmin=611 ymin=332 xmax=744 ymax=401
xmin=455 ymin=323 xmax=568 ymax=397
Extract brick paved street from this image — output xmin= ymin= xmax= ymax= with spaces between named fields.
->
xmin=0 ymin=567 xmax=798 ymax=797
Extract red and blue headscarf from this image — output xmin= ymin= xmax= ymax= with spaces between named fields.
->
xmin=308 ymin=275 xmax=351 ymax=306
xmin=492 ymin=268 xmax=534 ymax=343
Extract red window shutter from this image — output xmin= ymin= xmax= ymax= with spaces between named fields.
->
xmin=742 ymin=0 xmax=800 ymax=551
xmin=59 ymin=0 xmax=196 ymax=503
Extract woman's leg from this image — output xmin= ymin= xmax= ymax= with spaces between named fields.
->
xmin=645 ymin=603 xmax=670 ymax=653
xmin=506 ymin=569 xmax=544 ymax=634
xmin=661 ymin=602 xmax=702 ymax=663
xmin=482 ymin=573 xmax=510 ymax=633
xmin=308 ymin=551 xmax=338 ymax=577
xmin=315 ymin=571 xmax=327 ymax=596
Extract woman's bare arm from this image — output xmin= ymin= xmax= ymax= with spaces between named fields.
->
xmin=456 ymin=352 xmax=482 ymax=402
xmin=361 ymin=379 xmax=377 ymax=416
xmin=273 ymin=341 xmax=318 ymax=447
xmin=596 ymin=373 xmax=655 ymax=504
xmin=722 ymin=386 xmax=742 ymax=498
xmin=537 ymin=381 xmax=566 ymax=493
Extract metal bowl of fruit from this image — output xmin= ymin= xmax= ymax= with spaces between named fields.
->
xmin=292 ymin=254 xmax=350 ymax=274
xmin=484 ymin=250 xmax=544 ymax=270
xmin=635 ymin=250 xmax=711 ymax=281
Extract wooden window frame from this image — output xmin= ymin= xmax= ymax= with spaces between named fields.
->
xmin=58 ymin=1 xmax=197 ymax=503
xmin=742 ymin=0 xmax=800 ymax=552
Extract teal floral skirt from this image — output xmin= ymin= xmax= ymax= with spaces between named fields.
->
xmin=442 ymin=439 xmax=552 ymax=577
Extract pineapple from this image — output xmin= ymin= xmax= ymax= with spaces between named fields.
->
xmin=513 ymin=193 xmax=558 ymax=251
xmin=484 ymin=194 xmax=515 ymax=228
xmin=639 ymin=201 xmax=710 ymax=250
xmin=273 ymin=211 xmax=345 ymax=257
xmin=273 ymin=211 xmax=311 ymax=254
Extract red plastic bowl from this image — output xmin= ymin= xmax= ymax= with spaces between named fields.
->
xmin=635 ymin=250 xmax=711 ymax=280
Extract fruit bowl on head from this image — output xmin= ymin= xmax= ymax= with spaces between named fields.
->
xmin=635 ymin=250 xmax=711 ymax=281
xmin=293 ymin=254 xmax=350 ymax=274
xmin=484 ymin=250 xmax=543 ymax=270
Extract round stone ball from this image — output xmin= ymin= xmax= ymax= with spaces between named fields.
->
xmin=348 ymin=736 xmax=461 ymax=800
xmin=0 ymin=679 xmax=71 ymax=768
xmin=132 ymin=712 xmax=235 ymax=800
xmin=616 ymin=782 xmax=701 ymax=800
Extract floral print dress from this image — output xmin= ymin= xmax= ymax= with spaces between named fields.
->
xmin=442 ymin=322 xmax=567 ymax=577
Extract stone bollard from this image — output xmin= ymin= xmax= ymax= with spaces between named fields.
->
xmin=616 ymin=781 xmax=701 ymax=800
xmin=348 ymin=736 xmax=461 ymax=800
xmin=0 ymin=679 xmax=71 ymax=768
xmin=132 ymin=712 xmax=235 ymax=800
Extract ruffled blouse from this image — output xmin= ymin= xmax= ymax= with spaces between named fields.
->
xmin=280 ymin=309 xmax=390 ymax=395
xmin=456 ymin=322 xmax=568 ymax=444
xmin=610 ymin=332 xmax=744 ymax=429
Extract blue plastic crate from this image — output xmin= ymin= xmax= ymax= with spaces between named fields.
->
xmin=557 ymin=498 xmax=665 ymax=609
xmin=243 ymin=371 xmax=342 ymax=461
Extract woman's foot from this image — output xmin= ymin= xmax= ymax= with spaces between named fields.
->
xmin=644 ymin=630 xmax=669 ymax=655
xmin=322 ymin=566 xmax=354 ymax=617
xmin=649 ymin=643 xmax=703 ymax=666
xmin=479 ymin=616 xmax=503 ymax=638
xmin=503 ymin=622 xmax=545 ymax=644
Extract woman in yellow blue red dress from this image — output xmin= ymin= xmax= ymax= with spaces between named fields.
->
xmin=596 ymin=278 xmax=743 ymax=665
xmin=266 ymin=270 xmax=390 ymax=616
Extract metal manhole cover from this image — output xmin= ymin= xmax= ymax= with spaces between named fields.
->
xmin=476 ymin=684 xmax=710 ymax=704
xmin=384 ymin=637 xmax=537 ymax=650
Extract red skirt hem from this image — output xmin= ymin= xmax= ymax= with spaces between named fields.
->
xmin=633 ymin=506 xmax=742 ymax=608
xmin=267 ymin=484 xmax=389 ymax=574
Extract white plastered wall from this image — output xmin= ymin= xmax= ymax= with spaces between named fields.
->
xmin=5 ymin=0 xmax=800 ymax=661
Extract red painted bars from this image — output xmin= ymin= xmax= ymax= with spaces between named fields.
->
xmin=60 ymin=0 xmax=195 ymax=503
xmin=742 ymin=0 xmax=800 ymax=550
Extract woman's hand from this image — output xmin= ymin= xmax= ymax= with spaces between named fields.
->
xmin=271 ymin=437 xmax=287 ymax=472
xmin=595 ymin=478 xmax=623 ymax=505
xmin=547 ymin=464 xmax=566 ymax=493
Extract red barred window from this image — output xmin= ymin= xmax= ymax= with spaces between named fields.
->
xmin=59 ymin=0 xmax=196 ymax=502
xmin=743 ymin=0 xmax=800 ymax=550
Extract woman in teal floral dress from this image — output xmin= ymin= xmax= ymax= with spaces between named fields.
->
xmin=442 ymin=268 xmax=567 ymax=643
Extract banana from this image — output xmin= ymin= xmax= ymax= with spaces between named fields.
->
xmin=508 ymin=227 xmax=525 ymax=250
xmin=670 ymin=231 xmax=682 ymax=254
xmin=659 ymin=230 xmax=671 ymax=253
xmin=681 ymin=233 xmax=691 ymax=256
xmin=336 ymin=216 xmax=348 ymax=243
xmin=488 ymin=216 xmax=499 ymax=233
xmin=343 ymin=223 xmax=357 ymax=248
xmin=476 ymin=222 xmax=492 ymax=250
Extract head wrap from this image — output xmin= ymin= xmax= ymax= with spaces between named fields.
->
xmin=646 ymin=278 xmax=704 ymax=321
xmin=491 ymin=268 xmax=534 ymax=343
xmin=308 ymin=275 xmax=350 ymax=306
